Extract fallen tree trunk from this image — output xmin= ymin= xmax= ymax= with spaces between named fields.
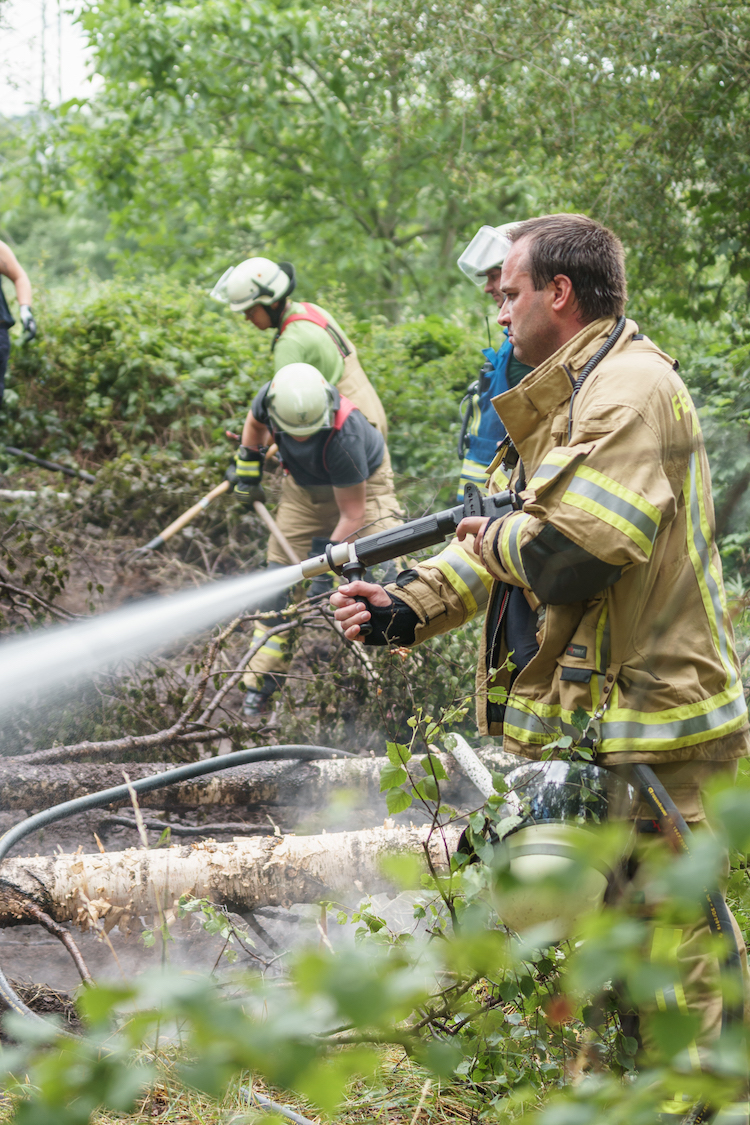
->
xmin=0 ymin=824 xmax=462 ymax=928
xmin=0 ymin=750 xmax=518 ymax=812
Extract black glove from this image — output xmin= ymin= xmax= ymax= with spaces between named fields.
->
xmin=19 ymin=305 xmax=37 ymax=342
xmin=225 ymin=445 xmax=265 ymax=503
xmin=308 ymin=536 xmax=339 ymax=598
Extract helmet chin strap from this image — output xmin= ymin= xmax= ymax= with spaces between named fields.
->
xmin=267 ymin=297 xmax=288 ymax=330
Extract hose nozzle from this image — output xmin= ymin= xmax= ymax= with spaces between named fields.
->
xmin=299 ymin=541 xmax=356 ymax=579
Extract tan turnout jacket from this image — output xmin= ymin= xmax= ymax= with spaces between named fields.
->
xmin=389 ymin=318 xmax=750 ymax=765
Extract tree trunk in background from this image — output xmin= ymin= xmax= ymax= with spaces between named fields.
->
xmin=0 ymin=751 xmax=517 ymax=811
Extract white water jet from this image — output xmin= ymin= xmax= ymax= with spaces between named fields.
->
xmin=0 ymin=564 xmax=303 ymax=713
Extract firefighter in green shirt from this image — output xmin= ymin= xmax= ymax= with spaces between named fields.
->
xmin=212 ymin=257 xmax=387 ymax=436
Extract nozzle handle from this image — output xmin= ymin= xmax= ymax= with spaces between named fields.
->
xmin=297 ymin=490 xmax=513 ymax=581
xmin=340 ymin=558 xmax=372 ymax=637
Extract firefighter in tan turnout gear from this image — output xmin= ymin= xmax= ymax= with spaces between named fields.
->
xmin=332 ymin=214 xmax=750 ymax=1114
xmin=230 ymin=362 xmax=400 ymax=715
xmin=211 ymin=257 xmax=398 ymax=714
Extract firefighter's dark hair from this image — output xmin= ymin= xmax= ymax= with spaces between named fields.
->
xmin=509 ymin=213 xmax=627 ymax=320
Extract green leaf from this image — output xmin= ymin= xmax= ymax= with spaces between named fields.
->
xmin=414 ymin=776 xmax=439 ymax=802
xmin=386 ymin=741 xmax=411 ymax=766
xmin=386 ymin=788 xmax=413 ymax=814
xmin=491 ymin=771 xmax=508 ymax=794
xmin=469 ymin=811 xmax=485 ymax=834
xmin=379 ymin=762 xmax=408 ymax=791
xmin=571 ymin=706 xmax=591 ymax=733
xmin=419 ymin=754 xmax=449 ymax=781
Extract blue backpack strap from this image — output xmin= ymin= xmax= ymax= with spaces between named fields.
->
xmin=457 ymin=339 xmax=515 ymax=501
xmin=464 ymin=340 xmax=512 ymax=464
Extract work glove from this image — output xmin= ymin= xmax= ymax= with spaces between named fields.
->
xmin=19 ymin=306 xmax=37 ymax=342
xmin=308 ymin=536 xmax=339 ymax=598
xmin=225 ymin=445 xmax=265 ymax=503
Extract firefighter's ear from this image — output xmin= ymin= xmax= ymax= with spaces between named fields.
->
xmin=548 ymin=272 xmax=575 ymax=314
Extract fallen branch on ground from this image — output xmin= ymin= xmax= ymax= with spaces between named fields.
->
xmin=0 ymin=824 xmax=462 ymax=927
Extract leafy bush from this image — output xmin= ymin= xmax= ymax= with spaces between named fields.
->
xmin=3 ymin=281 xmax=480 ymax=507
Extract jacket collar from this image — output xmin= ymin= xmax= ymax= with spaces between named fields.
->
xmin=491 ymin=317 xmax=638 ymax=452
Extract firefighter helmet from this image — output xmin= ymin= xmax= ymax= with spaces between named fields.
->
xmin=265 ymin=363 xmax=335 ymax=437
xmin=211 ymin=258 xmax=296 ymax=311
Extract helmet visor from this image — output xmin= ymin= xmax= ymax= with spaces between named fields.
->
xmin=457 ymin=225 xmax=514 ymax=286
xmin=499 ymin=759 xmax=636 ymax=835
xmin=209 ymin=266 xmax=236 ymax=304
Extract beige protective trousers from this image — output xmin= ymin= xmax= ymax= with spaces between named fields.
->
xmin=245 ymin=448 xmax=402 ymax=689
xmin=620 ymin=761 xmax=749 ymax=1119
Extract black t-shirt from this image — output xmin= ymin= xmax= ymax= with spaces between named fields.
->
xmin=252 ymin=383 xmax=385 ymax=488
xmin=0 ymin=280 xmax=15 ymax=329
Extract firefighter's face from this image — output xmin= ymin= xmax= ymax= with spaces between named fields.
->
xmin=245 ymin=304 xmax=272 ymax=329
xmin=497 ymin=238 xmax=565 ymax=368
xmin=483 ymin=267 xmax=504 ymax=306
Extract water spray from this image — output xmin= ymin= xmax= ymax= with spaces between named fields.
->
xmin=0 ymin=484 xmax=510 ymax=711
xmin=0 ymin=565 xmax=303 ymax=712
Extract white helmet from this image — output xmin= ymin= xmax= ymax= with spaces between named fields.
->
xmin=488 ymin=760 xmax=635 ymax=939
xmin=265 ymin=363 xmax=335 ymax=437
xmin=210 ymin=257 xmax=296 ymax=311
xmin=457 ymin=223 xmax=519 ymax=286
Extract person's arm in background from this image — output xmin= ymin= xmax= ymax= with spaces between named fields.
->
xmin=241 ymin=410 xmax=272 ymax=449
xmin=331 ymin=482 xmax=367 ymax=543
xmin=0 ymin=241 xmax=35 ymax=339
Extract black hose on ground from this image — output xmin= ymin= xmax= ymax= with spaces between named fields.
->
xmin=0 ymin=745 xmax=354 ymax=1027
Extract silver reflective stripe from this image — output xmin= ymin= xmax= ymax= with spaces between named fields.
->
xmin=530 ymin=462 xmax=563 ymax=482
xmin=687 ymin=453 xmax=737 ymax=688
xmin=440 ymin=548 xmax=490 ymax=609
xmin=505 ymin=705 xmax=555 ymax=736
xmin=505 ymin=516 xmax=529 ymax=586
xmin=460 ymin=460 xmax=490 ymax=484
xmin=603 ymin=690 xmax=747 ymax=742
xmin=566 ymin=475 xmax=659 ymax=544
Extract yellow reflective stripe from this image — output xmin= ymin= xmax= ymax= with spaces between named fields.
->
xmin=426 ymin=547 xmax=491 ymax=618
xmin=251 ymin=626 xmax=289 ymax=657
xmin=577 ymin=465 xmax=662 ymax=526
xmin=503 ymin=678 xmax=748 ymax=752
xmin=652 ymin=927 xmax=702 ymax=1075
xmin=562 ymin=465 xmax=661 ymax=558
xmin=459 ymin=458 xmax=491 ymax=486
xmin=685 ymin=453 xmax=737 ymax=690
xmin=526 ymin=450 xmax=578 ymax=491
xmin=464 ymin=395 xmax=481 ymax=437
xmin=588 ymin=604 xmax=610 ymax=711
xmin=595 ymin=603 xmax=609 ymax=673
xmin=500 ymin=513 xmax=531 ymax=585
xmin=489 ymin=466 xmax=510 ymax=489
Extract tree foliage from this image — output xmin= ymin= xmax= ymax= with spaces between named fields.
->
xmin=23 ymin=0 xmax=750 ymax=320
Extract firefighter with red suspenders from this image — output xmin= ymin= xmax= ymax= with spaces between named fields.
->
xmin=211 ymin=259 xmax=400 ymax=714
xmin=211 ymin=257 xmax=388 ymax=436
xmin=226 ymin=359 xmax=401 ymax=715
